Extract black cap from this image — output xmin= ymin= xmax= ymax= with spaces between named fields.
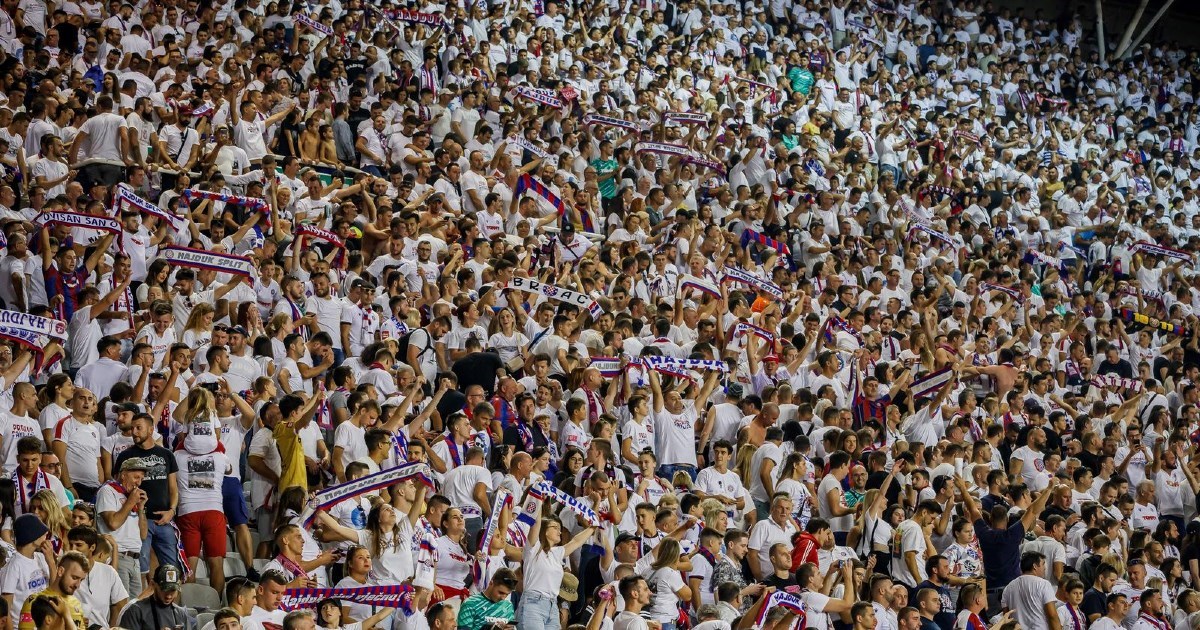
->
xmin=561 ymin=222 xmax=576 ymax=233
xmin=154 ymin=564 xmax=182 ymax=591
xmin=615 ymin=532 xmax=638 ymax=545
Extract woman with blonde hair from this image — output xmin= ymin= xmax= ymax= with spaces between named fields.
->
xmin=699 ymin=498 xmax=729 ymax=536
xmin=646 ymin=538 xmax=691 ymax=630
xmin=30 ymin=490 xmax=70 ymax=554
xmin=486 ymin=307 xmax=529 ymax=373
xmin=172 ymin=387 xmax=221 ymax=455
xmin=181 ymin=303 xmax=216 ymax=370
xmin=267 ymin=313 xmax=294 ymax=363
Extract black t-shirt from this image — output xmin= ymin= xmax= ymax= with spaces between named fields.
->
xmin=452 ymin=351 xmax=504 ymax=398
xmin=763 ymin=573 xmax=800 ymax=591
xmin=114 ymin=444 xmax=178 ymax=516
xmin=1081 ymin=587 xmax=1107 ymax=620
xmin=866 ymin=469 xmax=903 ymax=506
xmin=1077 ymin=449 xmax=1101 ymax=475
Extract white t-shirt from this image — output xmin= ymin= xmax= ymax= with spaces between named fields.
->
xmin=334 ymin=422 xmax=368 ymax=470
xmin=1000 ymin=574 xmax=1057 ymax=630
xmin=175 ymin=450 xmax=229 ymax=515
xmin=53 ymin=416 xmax=102 ymax=488
xmin=77 ymin=561 xmax=129 ymax=629
xmin=1011 ymin=445 xmax=1045 ymax=486
xmin=653 ymin=401 xmax=699 ymax=467
xmin=0 ymin=552 xmax=48 ymax=626
xmin=749 ymin=442 xmax=782 ymax=503
xmin=890 ymin=519 xmax=928 ymax=587
xmin=0 ymin=412 xmax=39 ymax=474
xmin=522 ymin=543 xmax=566 ymax=597
xmin=77 ymin=112 xmax=126 ymax=160
xmin=646 ymin=567 xmax=686 ymax=622
xmin=95 ymin=482 xmax=141 ymax=553
xmin=441 ymin=464 xmax=492 ymax=519
xmin=747 ymin=517 xmax=797 ymax=578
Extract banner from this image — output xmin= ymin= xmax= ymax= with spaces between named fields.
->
xmin=582 ymin=113 xmax=643 ymax=133
xmin=0 ymin=311 xmax=67 ymax=340
xmin=280 ymin=584 xmax=414 ymax=611
xmin=1118 ymin=308 xmax=1188 ymax=337
xmin=530 ymin=481 xmax=600 ymax=526
xmin=1091 ymin=374 xmax=1143 ymax=392
xmin=299 ymin=462 xmax=433 ymax=527
xmin=35 ymin=211 xmax=123 ymax=251
xmin=508 ymin=135 xmax=550 ymax=159
xmin=390 ymin=8 xmax=449 ymax=27
xmin=740 ymin=229 xmax=793 ymax=266
xmin=514 ymin=86 xmax=563 ymax=108
xmin=722 ymin=266 xmax=784 ymax=300
xmin=679 ymin=275 xmax=721 ymax=299
xmin=293 ymin=12 xmax=333 ymax=35
xmin=754 ymin=591 xmax=807 ymax=627
xmin=505 ymin=275 xmax=602 ymax=320
xmin=910 ymin=367 xmax=955 ymax=400
xmin=514 ymin=173 xmax=567 ymax=218
xmin=0 ymin=311 xmax=67 ymax=375
xmin=906 ymin=224 xmax=956 ymax=250
xmin=474 ymin=488 xmax=513 ymax=588
xmin=114 ymin=184 xmax=186 ymax=232
xmin=732 ymin=320 xmax=775 ymax=343
xmin=180 ymin=188 xmax=269 ymax=212
xmin=295 ymin=224 xmax=345 ymax=248
xmin=635 ymin=141 xmax=690 ymax=158
xmin=589 ymin=357 xmax=623 ymax=378
xmin=663 ymin=111 xmax=708 ymax=125
xmin=642 ymin=355 xmax=728 ymax=374
xmin=1027 ymin=248 xmax=1064 ymax=270
xmin=1132 ymin=241 xmax=1194 ymax=265
xmin=162 ymin=246 xmax=256 ymax=281
xmin=978 ymin=282 xmax=1023 ymax=303
xmin=1118 ymin=284 xmax=1166 ymax=304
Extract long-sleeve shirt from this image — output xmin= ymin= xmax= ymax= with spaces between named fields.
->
xmin=332 ymin=118 xmax=356 ymax=164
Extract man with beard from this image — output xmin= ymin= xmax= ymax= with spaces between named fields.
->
xmin=16 ymin=550 xmax=88 ymax=630
xmin=113 ymin=415 xmax=181 ymax=582
xmin=1010 ymin=426 xmax=1048 ymax=488
xmin=307 ymin=273 xmax=346 ymax=367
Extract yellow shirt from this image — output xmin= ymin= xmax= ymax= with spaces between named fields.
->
xmin=274 ymin=421 xmax=308 ymax=493
xmin=18 ymin=588 xmax=84 ymax=630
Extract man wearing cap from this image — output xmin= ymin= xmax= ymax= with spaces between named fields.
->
xmin=96 ymin=457 xmax=149 ymax=599
xmin=117 ymin=564 xmax=193 ymax=630
xmin=554 ymin=221 xmax=593 ymax=264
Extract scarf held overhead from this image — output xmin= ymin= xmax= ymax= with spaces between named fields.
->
xmin=299 ymin=462 xmax=433 ymax=527
xmin=36 ymin=211 xmax=123 ymax=251
xmin=280 ymin=584 xmax=414 ymax=611
xmin=505 ymin=275 xmax=603 ymax=320
xmin=162 ymin=246 xmax=256 ymax=281
xmin=113 ymin=184 xmax=187 ymax=232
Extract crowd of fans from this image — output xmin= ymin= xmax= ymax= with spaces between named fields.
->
xmin=0 ymin=0 xmax=1197 ymax=629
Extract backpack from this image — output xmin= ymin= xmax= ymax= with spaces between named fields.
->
xmin=397 ymin=328 xmax=432 ymax=364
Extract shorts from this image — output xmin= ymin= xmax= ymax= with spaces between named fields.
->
xmin=178 ymin=510 xmax=228 ymax=559
xmin=256 ymin=506 xmax=275 ymax=542
xmin=222 ymin=476 xmax=250 ymax=527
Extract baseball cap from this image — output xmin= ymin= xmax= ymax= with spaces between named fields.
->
xmin=154 ymin=564 xmax=182 ymax=591
xmin=119 ymin=457 xmax=149 ymax=473
xmin=615 ymin=532 xmax=639 ymax=545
